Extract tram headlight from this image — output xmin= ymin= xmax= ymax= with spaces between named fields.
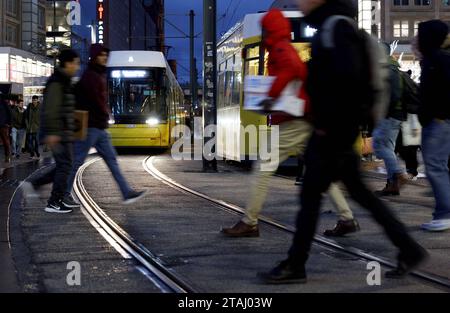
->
xmin=108 ymin=119 xmax=115 ymax=125
xmin=146 ymin=118 xmax=159 ymax=126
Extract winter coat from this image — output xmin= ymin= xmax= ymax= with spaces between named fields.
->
xmin=26 ymin=103 xmax=41 ymax=134
xmin=11 ymin=106 xmax=25 ymax=129
xmin=302 ymin=0 xmax=365 ymax=147
xmin=40 ymin=68 xmax=76 ymax=142
xmin=418 ymin=20 xmax=450 ymax=126
xmin=261 ymin=9 xmax=310 ymax=125
xmin=75 ymin=44 xmax=111 ymax=130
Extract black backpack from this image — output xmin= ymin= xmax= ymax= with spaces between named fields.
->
xmin=400 ymin=71 xmax=421 ymax=114
xmin=321 ymin=15 xmax=390 ymax=128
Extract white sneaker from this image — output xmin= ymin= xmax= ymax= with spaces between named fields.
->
xmin=21 ymin=182 xmax=40 ymax=198
xmin=417 ymin=173 xmax=426 ymax=178
xmin=421 ymin=219 xmax=450 ymax=232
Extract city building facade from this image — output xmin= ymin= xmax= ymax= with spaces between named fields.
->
xmin=95 ymin=0 xmax=164 ymax=52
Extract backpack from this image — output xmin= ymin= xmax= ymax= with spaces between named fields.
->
xmin=321 ymin=15 xmax=390 ymax=128
xmin=400 ymin=71 xmax=420 ymax=114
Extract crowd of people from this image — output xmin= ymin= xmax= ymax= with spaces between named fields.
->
xmin=222 ymin=0 xmax=449 ymax=284
xmin=0 ymin=95 xmax=43 ymax=163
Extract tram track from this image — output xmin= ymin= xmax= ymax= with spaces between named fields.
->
xmin=144 ymin=156 xmax=450 ymax=292
xmin=73 ymin=157 xmax=198 ymax=293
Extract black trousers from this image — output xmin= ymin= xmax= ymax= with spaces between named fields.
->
xmin=28 ymin=133 xmax=40 ymax=156
xmin=31 ymin=142 xmax=73 ymax=202
xmin=396 ymin=130 xmax=419 ymax=176
xmin=288 ymin=133 xmax=422 ymax=264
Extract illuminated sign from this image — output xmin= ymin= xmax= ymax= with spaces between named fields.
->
xmin=111 ymin=70 xmax=150 ymax=79
xmin=97 ymin=0 xmax=105 ymax=44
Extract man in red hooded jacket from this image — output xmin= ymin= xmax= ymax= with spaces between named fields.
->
xmin=221 ymin=9 xmax=358 ymax=238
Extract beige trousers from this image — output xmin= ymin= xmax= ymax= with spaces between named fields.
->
xmin=242 ymin=119 xmax=354 ymax=226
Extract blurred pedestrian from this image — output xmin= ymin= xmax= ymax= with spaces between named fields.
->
xmin=372 ymin=53 xmax=411 ymax=196
xmin=0 ymin=92 xmax=12 ymax=163
xmin=22 ymin=50 xmax=80 ymax=214
xmin=259 ymin=0 xmax=427 ymax=284
xmin=417 ymin=21 xmax=450 ymax=232
xmin=11 ymin=99 xmax=26 ymax=159
xmin=26 ymin=95 xmax=41 ymax=159
xmin=65 ymin=44 xmax=147 ymax=206
xmin=221 ymin=9 xmax=358 ymax=239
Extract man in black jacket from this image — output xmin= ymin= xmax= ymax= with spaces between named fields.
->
xmin=259 ymin=0 xmax=427 ymax=284
xmin=22 ymin=50 xmax=80 ymax=214
xmin=65 ymin=44 xmax=147 ymax=206
xmin=417 ymin=21 xmax=450 ymax=232
xmin=0 ymin=93 xmax=12 ymax=163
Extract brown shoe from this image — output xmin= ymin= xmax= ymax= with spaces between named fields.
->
xmin=221 ymin=221 xmax=259 ymax=238
xmin=396 ymin=173 xmax=410 ymax=188
xmin=324 ymin=219 xmax=360 ymax=237
xmin=375 ymin=181 xmax=400 ymax=196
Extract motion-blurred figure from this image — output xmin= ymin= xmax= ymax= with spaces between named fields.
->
xmin=417 ymin=21 xmax=450 ymax=232
xmin=221 ymin=9 xmax=358 ymax=239
xmin=65 ymin=44 xmax=147 ymax=206
xmin=22 ymin=50 xmax=80 ymax=214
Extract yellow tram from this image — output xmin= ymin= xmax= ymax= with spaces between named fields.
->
xmin=107 ymin=51 xmax=185 ymax=148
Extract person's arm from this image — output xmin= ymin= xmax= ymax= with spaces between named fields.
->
xmin=268 ymin=43 xmax=305 ymax=99
xmin=42 ymin=82 xmax=64 ymax=137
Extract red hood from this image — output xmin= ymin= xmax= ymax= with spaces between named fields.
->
xmin=261 ymin=9 xmax=292 ymax=48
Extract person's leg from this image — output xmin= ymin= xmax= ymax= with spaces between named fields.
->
xmin=34 ymin=133 xmax=40 ymax=156
xmin=327 ymin=183 xmax=354 ymax=221
xmin=66 ymin=129 xmax=99 ymax=195
xmin=94 ymin=129 xmax=133 ymax=198
xmin=11 ymin=128 xmax=17 ymax=156
xmin=0 ymin=127 xmax=11 ymax=159
xmin=49 ymin=142 xmax=73 ymax=203
xmin=28 ymin=133 xmax=34 ymax=157
xmin=422 ymin=120 xmax=450 ymax=221
xmin=243 ymin=120 xmax=312 ymax=226
xmin=338 ymin=149 xmax=425 ymax=264
xmin=288 ymin=135 xmax=334 ymax=265
xmin=17 ymin=129 xmax=25 ymax=156
xmin=373 ymin=118 xmax=404 ymax=180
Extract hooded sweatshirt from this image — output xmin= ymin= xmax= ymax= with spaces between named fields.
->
xmin=76 ymin=44 xmax=111 ymax=129
xmin=261 ymin=9 xmax=309 ymax=125
xmin=418 ymin=20 xmax=450 ymax=126
xmin=301 ymin=0 xmax=364 ymax=146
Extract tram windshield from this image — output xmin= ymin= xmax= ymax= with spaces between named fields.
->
xmin=108 ymin=68 xmax=167 ymax=124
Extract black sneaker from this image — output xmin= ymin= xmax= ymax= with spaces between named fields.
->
xmin=62 ymin=194 xmax=81 ymax=208
xmin=45 ymin=199 xmax=73 ymax=214
xmin=258 ymin=260 xmax=307 ymax=284
xmin=123 ymin=189 xmax=148 ymax=205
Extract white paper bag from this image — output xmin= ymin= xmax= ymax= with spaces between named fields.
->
xmin=244 ymin=75 xmax=305 ymax=117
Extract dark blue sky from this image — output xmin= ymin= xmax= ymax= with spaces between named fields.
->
xmin=166 ymin=0 xmax=275 ymax=83
xmin=77 ymin=0 xmax=276 ymax=83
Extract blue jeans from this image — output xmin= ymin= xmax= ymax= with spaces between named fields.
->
xmin=11 ymin=128 xmax=25 ymax=155
xmin=422 ymin=119 xmax=450 ymax=220
xmin=373 ymin=118 xmax=405 ymax=180
xmin=66 ymin=128 xmax=133 ymax=198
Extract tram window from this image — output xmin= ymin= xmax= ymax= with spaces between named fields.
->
xmin=218 ymin=72 xmax=225 ymax=109
xmin=108 ymin=68 xmax=167 ymax=123
xmin=231 ymin=71 xmax=241 ymax=106
xmin=245 ymin=59 xmax=259 ymax=76
xmin=246 ymin=46 xmax=259 ymax=59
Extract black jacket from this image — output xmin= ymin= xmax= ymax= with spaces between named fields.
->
xmin=0 ymin=99 xmax=11 ymax=127
xmin=418 ymin=21 xmax=450 ymax=126
xmin=41 ymin=68 xmax=76 ymax=142
xmin=303 ymin=0 xmax=363 ymax=146
xmin=75 ymin=44 xmax=110 ymax=130
xmin=11 ymin=106 xmax=26 ymax=129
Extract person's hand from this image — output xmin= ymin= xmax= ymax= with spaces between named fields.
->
xmin=44 ymin=135 xmax=61 ymax=148
xmin=258 ymin=98 xmax=275 ymax=112
xmin=412 ymin=129 xmax=420 ymax=138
